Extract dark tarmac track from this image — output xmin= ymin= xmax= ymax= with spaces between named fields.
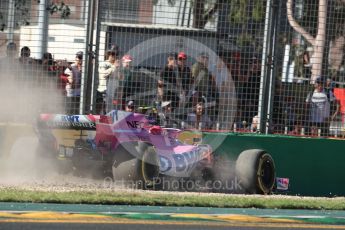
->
xmin=1 ymin=202 xmax=345 ymax=230
xmin=1 ymin=222 xmax=341 ymax=230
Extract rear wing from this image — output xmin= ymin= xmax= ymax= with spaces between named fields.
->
xmin=37 ymin=114 xmax=99 ymax=130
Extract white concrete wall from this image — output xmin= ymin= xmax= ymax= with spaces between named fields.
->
xmin=19 ymin=24 xmax=105 ymax=62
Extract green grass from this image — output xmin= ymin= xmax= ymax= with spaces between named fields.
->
xmin=1 ymin=188 xmax=345 ymax=210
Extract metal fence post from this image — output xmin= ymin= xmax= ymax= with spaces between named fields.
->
xmin=90 ymin=0 xmax=102 ymax=113
xmin=7 ymin=0 xmax=15 ymax=43
xmin=258 ymin=0 xmax=273 ymax=134
xmin=81 ymin=0 xmax=97 ymax=114
xmin=37 ymin=0 xmax=49 ymax=59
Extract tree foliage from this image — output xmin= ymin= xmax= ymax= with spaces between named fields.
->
xmin=299 ymin=0 xmax=345 ymax=38
xmin=153 ymin=0 xmax=265 ymax=29
xmin=0 ymin=0 xmax=70 ymax=31
xmin=48 ymin=1 xmax=71 ymax=19
xmin=229 ymin=0 xmax=265 ymax=23
xmin=287 ymin=0 xmax=345 ymax=77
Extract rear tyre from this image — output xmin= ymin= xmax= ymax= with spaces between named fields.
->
xmin=112 ymin=145 xmax=160 ymax=189
xmin=235 ymin=149 xmax=275 ymax=194
xmin=35 ymin=144 xmax=71 ymax=175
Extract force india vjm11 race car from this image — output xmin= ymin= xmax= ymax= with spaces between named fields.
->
xmin=36 ymin=109 xmax=276 ymax=194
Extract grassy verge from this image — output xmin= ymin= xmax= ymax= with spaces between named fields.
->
xmin=1 ymin=188 xmax=345 ymax=210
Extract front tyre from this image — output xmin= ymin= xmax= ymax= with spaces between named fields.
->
xmin=112 ymin=145 xmax=160 ymax=189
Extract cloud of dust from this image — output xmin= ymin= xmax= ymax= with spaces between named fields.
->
xmin=210 ymin=155 xmax=241 ymax=193
xmin=0 ymin=59 xmax=68 ymax=185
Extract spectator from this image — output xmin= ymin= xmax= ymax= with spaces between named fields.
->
xmin=96 ymin=49 xmax=119 ymax=114
xmin=192 ymin=52 xmax=213 ymax=98
xmin=125 ymin=100 xmax=135 ymax=112
xmin=283 ymin=95 xmax=297 ymax=132
xmin=110 ymin=44 xmax=120 ymax=53
xmin=325 ymin=77 xmax=340 ymax=122
xmin=210 ymin=56 xmax=233 ymax=130
xmin=160 ymin=53 xmax=182 ymax=109
xmin=105 ymin=50 xmax=122 ymax=113
xmin=0 ymin=42 xmax=19 ymax=82
xmin=41 ymin=52 xmax=57 ymax=75
xmin=191 ymin=52 xmax=218 ymax=121
xmin=157 ymin=78 xmax=164 ymax=102
xmin=177 ymin=51 xmax=192 ymax=106
xmin=251 ymin=115 xmax=259 ymax=132
xmin=121 ymin=54 xmax=134 ymax=107
xmin=326 ymin=77 xmax=336 ymax=92
xmin=57 ymin=60 xmax=71 ymax=95
xmin=305 ymin=77 xmax=335 ymax=136
xmin=19 ymin=46 xmax=33 ymax=64
xmin=122 ymin=54 xmax=133 ymax=68
xmin=304 ymin=47 xmax=313 ymax=79
xmin=210 ymin=56 xmax=228 ymax=90
xmin=64 ymin=51 xmax=83 ymax=114
xmin=6 ymin=42 xmax=17 ymax=59
xmin=0 ymin=42 xmax=17 ymax=66
xmin=247 ymin=56 xmax=261 ymax=119
xmin=186 ymin=102 xmax=212 ymax=130
xmin=289 ymin=122 xmax=303 ymax=136
xmin=157 ymin=101 xmax=178 ymax=127
xmin=42 ymin=52 xmax=54 ymax=66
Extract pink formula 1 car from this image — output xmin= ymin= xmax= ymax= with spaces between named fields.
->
xmin=36 ymin=110 xmax=213 ymax=188
xmin=36 ymin=110 xmax=276 ymax=193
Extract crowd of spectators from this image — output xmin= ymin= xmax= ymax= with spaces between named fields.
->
xmin=93 ymin=47 xmax=224 ymax=130
xmin=0 ymin=42 xmax=82 ymax=114
xmin=1 ymin=41 xmax=343 ymax=137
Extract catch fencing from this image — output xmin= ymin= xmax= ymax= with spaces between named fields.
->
xmin=0 ymin=0 xmax=344 ymax=138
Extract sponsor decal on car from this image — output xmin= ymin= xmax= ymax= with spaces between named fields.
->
xmin=159 ymin=147 xmax=204 ymax=175
xmin=276 ymin=177 xmax=290 ymax=191
xmin=44 ymin=115 xmax=96 ymax=129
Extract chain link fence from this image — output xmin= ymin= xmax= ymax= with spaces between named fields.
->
xmin=0 ymin=0 xmax=344 ymax=138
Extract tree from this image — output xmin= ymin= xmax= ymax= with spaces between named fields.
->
xmin=327 ymin=0 xmax=345 ymax=73
xmin=48 ymin=1 xmax=71 ymax=18
xmin=0 ymin=0 xmax=70 ymax=31
xmin=192 ymin=0 xmax=223 ymax=28
xmin=287 ymin=0 xmax=327 ymax=82
xmin=153 ymin=0 xmax=223 ymax=29
xmin=154 ymin=0 xmax=223 ymax=28
xmin=287 ymin=0 xmax=345 ymax=81
xmin=229 ymin=0 xmax=264 ymax=23
xmin=153 ymin=0 xmax=266 ymax=42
